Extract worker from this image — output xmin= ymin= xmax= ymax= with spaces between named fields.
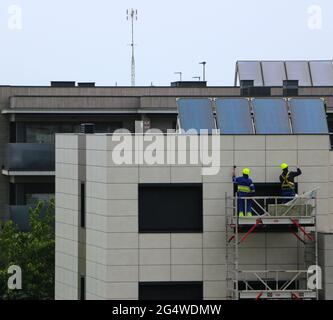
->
xmin=280 ymin=163 xmax=302 ymax=203
xmin=232 ymin=167 xmax=255 ymax=217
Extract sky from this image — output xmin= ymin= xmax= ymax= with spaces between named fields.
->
xmin=0 ymin=0 xmax=332 ymax=86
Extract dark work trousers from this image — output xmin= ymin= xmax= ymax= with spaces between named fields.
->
xmin=281 ymin=189 xmax=296 ymax=203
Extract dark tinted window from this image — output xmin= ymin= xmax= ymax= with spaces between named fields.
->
xmin=10 ymin=183 xmax=55 ymax=205
xmin=80 ymin=276 xmax=85 ymax=300
xmin=327 ymin=114 xmax=333 ymax=131
xmin=81 ymin=183 xmax=85 ymax=228
xmin=139 ymin=184 xmax=203 ymax=233
xmin=328 ymin=113 xmax=333 ymax=149
xmin=139 ymin=282 xmax=203 ymax=300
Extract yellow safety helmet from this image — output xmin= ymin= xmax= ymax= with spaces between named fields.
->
xmin=243 ymin=168 xmax=251 ymax=176
xmin=281 ymin=163 xmax=289 ymax=170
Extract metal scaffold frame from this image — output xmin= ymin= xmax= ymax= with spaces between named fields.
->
xmin=225 ymin=194 xmax=319 ymax=300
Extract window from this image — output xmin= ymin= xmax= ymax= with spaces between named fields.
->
xmin=10 ymin=183 xmax=55 ymax=206
xmin=26 ymin=193 xmax=54 ymax=206
xmin=148 ymin=115 xmax=178 ymax=133
xmin=94 ymin=122 xmax=123 ymax=133
xmin=139 ymin=282 xmax=203 ymax=300
xmin=80 ymin=183 xmax=85 ymax=228
xmin=327 ymin=113 xmax=333 ymax=149
xmin=10 ymin=122 xmax=16 ymax=143
xmin=80 ymin=276 xmax=85 ymax=300
xmin=139 ymin=184 xmax=203 ymax=233
xmin=26 ymin=124 xmax=56 ymax=144
xmin=25 ymin=124 xmax=75 ymax=143
xmin=254 ymin=182 xmax=298 ymax=196
xmin=24 ymin=122 xmax=124 ymax=143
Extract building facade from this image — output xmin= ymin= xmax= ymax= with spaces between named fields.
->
xmin=55 ymin=132 xmax=333 ymax=300
xmin=1 ymin=82 xmax=333 ymax=229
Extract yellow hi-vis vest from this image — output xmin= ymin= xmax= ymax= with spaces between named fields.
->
xmin=237 ymin=185 xmax=252 ymax=193
xmin=281 ymin=172 xmax=295 ymax=190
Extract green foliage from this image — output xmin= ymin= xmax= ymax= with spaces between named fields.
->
xmin=0 ymin=199 xmax=55 ymax=300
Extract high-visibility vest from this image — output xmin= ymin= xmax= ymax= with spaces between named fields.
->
xmin=237 ymin=185 xmax=252 ymax=193
xmin=281 ymin=172 xmax=295 ymax=190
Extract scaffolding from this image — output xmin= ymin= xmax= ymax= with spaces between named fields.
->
xmin=225 ymin=194 xmax=318 ymax=300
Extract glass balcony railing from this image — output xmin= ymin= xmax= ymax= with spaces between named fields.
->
xmin=5 ymin=143 xmax=55 ymax=172
xmin=8 ymin=205 xmax=54 ymax=231
xmin=8 ymin=206 xmax=31 ymax=231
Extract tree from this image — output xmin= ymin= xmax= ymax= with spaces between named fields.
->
xmin=0 ymin=199 xmax=55 ymax=300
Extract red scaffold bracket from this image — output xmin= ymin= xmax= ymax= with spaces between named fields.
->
xmin=239 ymin=219 xmax=263 ymax=244
xmin=290 ymin=218 xmax=314 ymax=241
xmin=228 ymin=235 xmax=235 ymax=243
xmin=292 ymin=292 xmax=300 ymax=300
xmin=256 ymin=292 xmax=264 ymax=300
xmin=291 ymin=230 xmax=306 ymax=244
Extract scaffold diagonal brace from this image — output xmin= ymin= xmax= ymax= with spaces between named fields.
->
xmin=290 ymin=218 xmax=314 ymax=241
xmin=228 ymin=235 xmax=235 ymax=243
xmin=239 ymin=219 xmax=262 ymax=244
xmin=291 ymin=230 xmax=306 ymax=244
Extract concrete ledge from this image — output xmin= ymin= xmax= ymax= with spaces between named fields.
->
xmin=2 ymin=170 xmax=55 ymax=176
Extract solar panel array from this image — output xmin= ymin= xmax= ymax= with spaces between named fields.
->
xmin=177 ymin=98 xmax=215 ymax=133
xmin=215 ymin=98 xmax=253 ymax=134
xmin=253 ymin=99 xmax=291 ymax=134
xmin=177 ymin=98 xmax=328 ymax=135
xmin=290 ymin=99 xmax=329 ymax=134
xmin=236 ymin=60 xmax=333 ymax=87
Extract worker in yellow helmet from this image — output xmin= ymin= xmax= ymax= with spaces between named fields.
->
xmin=233 ymin=167 xmax=255 ymax=217
xmin=280 ymin=163 xmax=302 ymax=203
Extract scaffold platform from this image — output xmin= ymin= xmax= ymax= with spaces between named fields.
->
xmin=225 ymin=194 xmax=319 ymax=300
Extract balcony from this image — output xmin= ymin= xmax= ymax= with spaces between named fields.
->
xmin=3 ymin=143 xmax=55 ymax=176
xmin=8 ymin=205 xmax=54 ymax=231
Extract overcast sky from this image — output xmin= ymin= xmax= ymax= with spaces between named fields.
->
xmin=0 ymin=0 xmax=332 ymax=86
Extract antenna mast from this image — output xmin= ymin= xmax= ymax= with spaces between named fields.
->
xmin=126 ymin=8 xmax=138 ymax=87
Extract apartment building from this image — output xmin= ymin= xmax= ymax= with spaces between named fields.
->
xmin=0 ymin=83 xmax=199 ymax=228
xmin=1 ymin=60 xmax=333 ymax=299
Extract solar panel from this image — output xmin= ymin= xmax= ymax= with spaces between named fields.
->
xmin=177 ymin=98 xmax=215 ymax=133
xmin=309 ymin=61 xmax=333 ymax=86
xmin=285 ymin=61 xmax=312 ymax=86
xmin=289 ymin=99 xmax=328 ymax=134
xmin=237 ymin=61 xmax=263 ymax=86
xmin=261 ymin=61 xmax=286 ymax=86
xmin=215 ymin=98 xmax=253 ymax=134
xmin=253 ymin=99 xmax=291 ymax=134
